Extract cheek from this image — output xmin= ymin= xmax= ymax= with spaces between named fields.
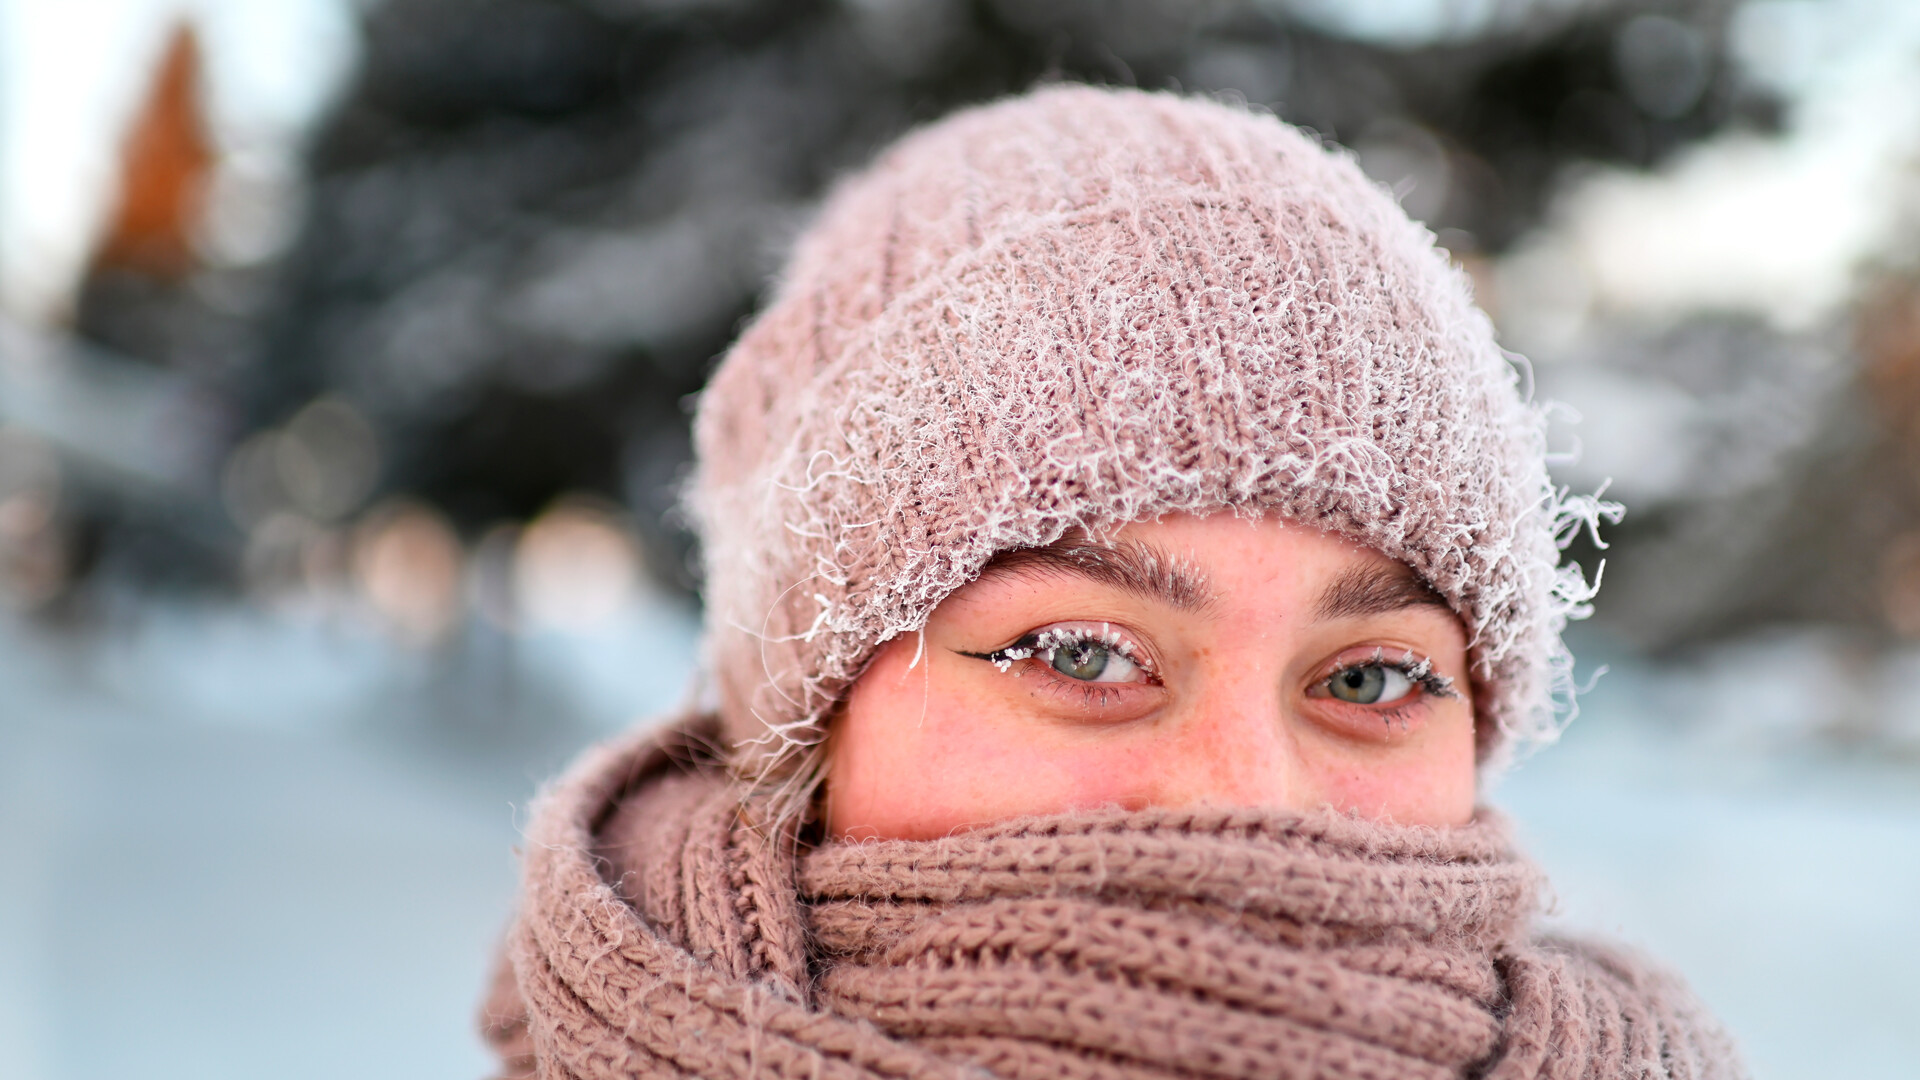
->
xmin=1298 ymin=705 xmax=1478 ymax=825
xmin=826 ymin=643 xmax=1174 ymax=839
xmin=827 ymin=643 xmax=1045 ymax=838
xmin=827 ymin=645 xmax=938 ymax=835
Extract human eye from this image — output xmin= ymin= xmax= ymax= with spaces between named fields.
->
xmin=1312 ymin=649 xmax=1455 ymax=706
xmin=963 ymin=623 xmax=1157 ymax=686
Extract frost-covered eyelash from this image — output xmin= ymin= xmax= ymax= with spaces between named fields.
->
xmin=1334 ymin=648 xmax=1457 ymax=699
xmin=963 ymin=624 xmax=1154 ymax=676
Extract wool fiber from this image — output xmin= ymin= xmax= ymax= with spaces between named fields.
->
xmin=690 ymin=86 xmax=1614 ymax=772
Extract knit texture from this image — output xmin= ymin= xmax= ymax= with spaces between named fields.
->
xmin=481 ymin=718 xmax=1745 ymax=1080
xmin=689 ymin=85 xmax=1609 ymax=773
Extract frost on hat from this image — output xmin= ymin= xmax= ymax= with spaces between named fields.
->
xmin=689 ymin=84 xmax=1609 ymax=774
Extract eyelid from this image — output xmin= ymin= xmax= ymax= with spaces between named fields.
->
xmin=1312 ymin=647 xmax=1456 ymax=700
xmin=969 ymin=621 xmax=1160 ymax=679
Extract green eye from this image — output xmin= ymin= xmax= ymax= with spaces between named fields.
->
xmin=1042 ymin=635 xmax=1147 ymax=684
xmin=1052 ymin=641 xmax=1114 ymax=680
xmin=964 ymin=627 xmax=1153 ymax=684
xmin=1327 ymin=663 xmax=1415 ymax=705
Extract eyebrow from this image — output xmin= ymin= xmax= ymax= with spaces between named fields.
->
xmin=976 ymin=534 xmax=1221 ymax=615
xmin=1314 ymin=561 xmax=1451 ymax=621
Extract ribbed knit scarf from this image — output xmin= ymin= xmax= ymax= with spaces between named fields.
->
xmin=481 ymin=720 xmax=1743 ymax=1080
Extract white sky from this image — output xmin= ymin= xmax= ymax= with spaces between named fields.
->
xmin=0 ymin=0 xmax=356 ymax=323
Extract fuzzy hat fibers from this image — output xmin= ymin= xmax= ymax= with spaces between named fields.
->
xmin=690 ymin=85 xmax=1600 ymax=772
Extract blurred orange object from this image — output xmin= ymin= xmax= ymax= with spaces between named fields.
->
xmin=90 ymin=22 xmax=213 ymax=279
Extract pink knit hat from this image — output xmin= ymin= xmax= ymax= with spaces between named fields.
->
xmin=689 ymin=85 xmax=1604 ymax=773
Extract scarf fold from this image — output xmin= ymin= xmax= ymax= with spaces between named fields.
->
xmin=481 ymin=719 xmax=1743 ymax=1080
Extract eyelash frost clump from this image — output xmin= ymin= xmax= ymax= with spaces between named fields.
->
xmin=1351 ymin=649 xmax=1457 ymax=699
xmin=976 ymin=625 xmax=1149 ymax=676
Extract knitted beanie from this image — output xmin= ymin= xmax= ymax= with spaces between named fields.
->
xmin=689 ymin=85 xmax=1602 ymax=774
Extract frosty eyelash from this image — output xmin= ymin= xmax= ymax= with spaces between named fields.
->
xmin=961 ymin=624 xmax=1156 ymax=677
xmin=1332 ymin=648 xmax=1458 ymax=699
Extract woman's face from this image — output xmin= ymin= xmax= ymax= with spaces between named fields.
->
xmin=825 ymin=512 xmax=1478 ymax=839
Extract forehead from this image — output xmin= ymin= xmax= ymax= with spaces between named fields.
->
xmin=974 ymin=514 xmax=1449 ymax=622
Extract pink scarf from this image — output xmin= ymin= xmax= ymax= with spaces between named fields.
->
xmin=481 ymin=719 xmax=1743 ymax=1079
